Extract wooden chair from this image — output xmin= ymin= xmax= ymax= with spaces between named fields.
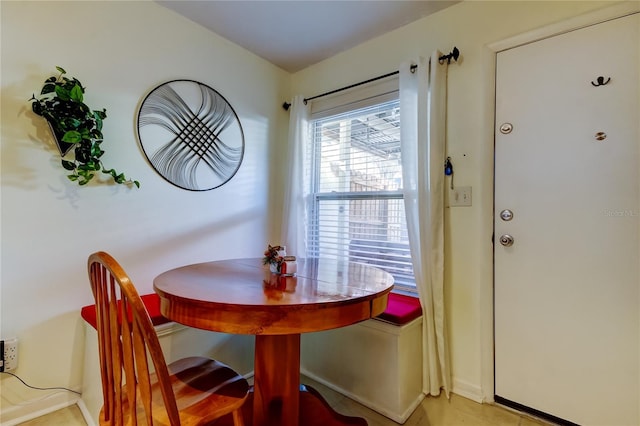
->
xmin=88 ymin=251 xmax=249 ymax=426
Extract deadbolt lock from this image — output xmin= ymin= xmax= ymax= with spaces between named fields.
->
xmin=500 ymin=209 xmax=514 ymax=221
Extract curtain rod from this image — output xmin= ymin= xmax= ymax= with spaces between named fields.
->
xmin=282 ymin=47 xmax=459 ymax=111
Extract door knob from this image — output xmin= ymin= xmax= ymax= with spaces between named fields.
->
xmin=499 ymin=234 xmax=514 ymax=247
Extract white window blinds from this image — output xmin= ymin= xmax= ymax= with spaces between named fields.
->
xmin=307 ymin=98 xmax=415 ymax=291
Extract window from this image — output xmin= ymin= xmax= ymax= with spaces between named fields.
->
xmin=306 ymin=98 xmax=415 ymax=293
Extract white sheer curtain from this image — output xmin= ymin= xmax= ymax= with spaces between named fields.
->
xmin=400 ymin=51 xmax=451 ymax=397
xmin=280 ymin=95 xmax=310 ymax=257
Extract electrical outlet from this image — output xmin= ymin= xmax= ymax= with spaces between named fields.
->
xmin=2 ymin=338 xmax=18 ymax=372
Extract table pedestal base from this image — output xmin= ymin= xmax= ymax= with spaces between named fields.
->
xmin=215 ymin=385 xmax=367 ymax=426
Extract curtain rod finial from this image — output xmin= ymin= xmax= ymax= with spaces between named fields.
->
xmin=452 ymin=46 xmax=460 ymax=62
xmin=439 ymin=47 xmax=461 ymax=64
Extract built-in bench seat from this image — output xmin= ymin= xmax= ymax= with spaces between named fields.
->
xmin=81 ymin=292 xmax=422 ymax=329
xmin=376 ymin=292 xmax=422 ymax=325
xmin=80 ymin=293 xmax=170 ymax=330
xmin=301 ymin=292 xmax=424 ymax=424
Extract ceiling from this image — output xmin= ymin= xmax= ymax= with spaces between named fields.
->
xmin=157 ymin=1 xmax=459 ymax=73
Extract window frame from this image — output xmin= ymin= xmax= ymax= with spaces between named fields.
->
xmin=306 ymin=89 xmax=416 ymax=295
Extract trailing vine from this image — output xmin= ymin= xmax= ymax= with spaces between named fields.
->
xmin=30 ymin=67 xmax=139 ymax=187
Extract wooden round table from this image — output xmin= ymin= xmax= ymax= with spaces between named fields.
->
xmin=154 ymin=257 xmax=394 ymax=426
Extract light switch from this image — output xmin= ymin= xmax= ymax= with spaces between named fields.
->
xmin=449 ymin=186 xmax=472 ymax=207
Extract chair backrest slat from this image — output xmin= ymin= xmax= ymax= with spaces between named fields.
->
xmin=93 ymin=266 xmax=113 ymax=421
xmin=120 ymin=298 xmax=138 ymax=425
xmin=108 ymin=280 xmax=125 ymax=425
xmin=133 ymin=321 xmax=152 ymax=425
xmin=88 ymin=251 xmax=181 ymax=425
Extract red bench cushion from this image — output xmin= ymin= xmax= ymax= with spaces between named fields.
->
xmin=377 ymin=293 xmax=422 ymax=325
xmin=82 ymin=293 xmax=420 ymax=328
xmin=81 ymin=293 xmax=170 ymax=330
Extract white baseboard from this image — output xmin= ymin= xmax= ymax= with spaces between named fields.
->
xmin=0 ymin=393 xmax=79 ymax=426
xmin=76 ymin=399 xmax=97 ymax=426
xmin=452 ymin=377 xmax=484 ymax=403
xmin=301 ymin=368 xmax=425 ymax=424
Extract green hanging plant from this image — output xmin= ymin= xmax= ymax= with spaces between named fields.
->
xmin=30 ymin=66 xmax=140 ymax=188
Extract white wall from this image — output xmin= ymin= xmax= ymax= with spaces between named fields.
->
xmin=0 ymin=0 xmax=289 ymax=419
xmin=291 ymin=0 xmax=619 ymax=401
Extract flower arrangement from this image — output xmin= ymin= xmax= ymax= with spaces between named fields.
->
xmin=263 ymin=244 xmax=286 ymax=270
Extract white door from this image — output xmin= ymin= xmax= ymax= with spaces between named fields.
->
xmin=494 ymin=13 xmax=639 ymax=426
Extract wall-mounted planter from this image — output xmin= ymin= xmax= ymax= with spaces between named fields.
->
xmin=30 ymin=67 xmax=139 ymax=188
xmin=46 ymin=120 xmax=74 ymax=157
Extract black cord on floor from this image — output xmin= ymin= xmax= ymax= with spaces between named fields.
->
xmin=1 ymin=371 xmax=81 ymax=395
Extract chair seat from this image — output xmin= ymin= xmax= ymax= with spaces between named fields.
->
xmin=99 ymin=356 xmax=248 ymax=426
xmin=169 ymin=357 xmax=249 ymax=423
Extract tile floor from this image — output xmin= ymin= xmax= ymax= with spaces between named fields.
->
xmin=18 ymin=376 xmax=552 ymax=426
